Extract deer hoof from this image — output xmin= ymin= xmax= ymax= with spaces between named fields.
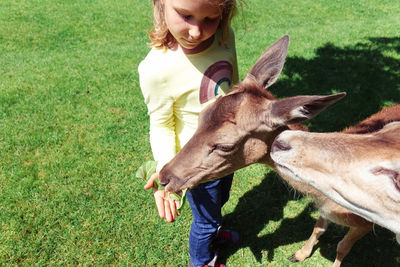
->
xmin=289 ymin=254 xmax=299 ymax=262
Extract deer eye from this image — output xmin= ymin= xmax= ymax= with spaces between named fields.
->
xmin=214 ymin=144 xmax=235 ymax=153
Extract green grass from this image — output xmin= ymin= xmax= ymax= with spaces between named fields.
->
xmin=1 ymin=0 xmax=399 ymax=265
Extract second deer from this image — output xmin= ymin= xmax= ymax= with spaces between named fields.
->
xmin=271 ymin=104 xmax=400 ymax=244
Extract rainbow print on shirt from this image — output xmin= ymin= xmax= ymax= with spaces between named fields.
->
xmin=199 ymin=61 xmax=233 ymax=104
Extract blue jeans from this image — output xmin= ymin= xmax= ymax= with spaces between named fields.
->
xmin=186 ymin=174 xmax=234 ymax=266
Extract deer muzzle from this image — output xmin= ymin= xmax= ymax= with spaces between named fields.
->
xmin=159 ymin=167 xmax=186 ymax=193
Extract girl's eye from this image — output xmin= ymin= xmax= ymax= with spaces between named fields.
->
xmin=180 ymin=14 xmax=192 ymax=21
xmin=205 ymin=17 xmax=219 ymax=23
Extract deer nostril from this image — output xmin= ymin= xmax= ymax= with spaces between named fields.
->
xmin=159 ymin=178 xmax=170 ymax=187
xmin=272 ymin=140 xmax=292 ymax=152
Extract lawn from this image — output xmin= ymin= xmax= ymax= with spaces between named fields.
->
xmin=1 ymin=0 xmax=399 ymax=266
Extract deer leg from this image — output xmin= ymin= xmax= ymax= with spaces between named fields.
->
xmin=332 ymin=225 xmax=372 ymax=267
xmin=290 ymin=216 xmax=329 ymax=262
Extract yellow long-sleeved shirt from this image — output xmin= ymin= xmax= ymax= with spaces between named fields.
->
xmin=139 ymin=29 xmax=238 ymax=171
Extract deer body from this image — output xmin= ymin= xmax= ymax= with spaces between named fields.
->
xmin=271 ymin=104 xmax=400 ymax=244
xmin=159 ymin=36 xmax=371 ymax=266
xmin=265 ymin=149 xmax=373 ymax=267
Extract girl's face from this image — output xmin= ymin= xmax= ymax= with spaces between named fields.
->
xmin=163 ymin=0 xmax=222 ymax=52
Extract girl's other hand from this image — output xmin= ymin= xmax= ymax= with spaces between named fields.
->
xmin=144 ymin=172 xmax=181 ymax=222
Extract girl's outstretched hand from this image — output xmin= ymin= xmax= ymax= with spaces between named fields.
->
xmin=144 ymin=172 xmax=181 ymax=222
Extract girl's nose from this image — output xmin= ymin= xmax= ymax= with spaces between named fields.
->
xmin=189 ymin=23 xmax=202 ymax=40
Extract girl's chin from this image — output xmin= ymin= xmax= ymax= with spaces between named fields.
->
xmin=180 ymin=40 xmax=201 ymax=49
xmin=179 ymin=38 xmax=213 ymax=54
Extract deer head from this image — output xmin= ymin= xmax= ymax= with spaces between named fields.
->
xmin=271 ymin=120 xmax=400 ymax=239
xmin=159 ymin=35 xmax=345 ymax=193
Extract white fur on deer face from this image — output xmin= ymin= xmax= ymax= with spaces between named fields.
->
xmin=271 ymin=123 xmax=400 ymax=237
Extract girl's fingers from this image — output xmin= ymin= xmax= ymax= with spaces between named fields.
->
xmin=164 ymin=198 xmax=174 ymax=222
xmin=154 ymin=190 xmax=165 ymax=218
xmin=174 ymin=200 xmax=181 ymax=216
xmin=143 ymin=179 xmax=154 ymax=190
xmin=149 ymin=188 xmax=180 ymax=222
xmin=176 ymin=200 xmax=182 ymax=210
xmin=144 ymin=172 xmax=159 ymax=190
xmin=169 ymin=198 xmax=177 ymax=220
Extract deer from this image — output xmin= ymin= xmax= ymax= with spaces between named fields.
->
xmin=158 ymin=35 xmax=372 ymax=267
xmin=270 ymin=104 xmax=400 ymax=245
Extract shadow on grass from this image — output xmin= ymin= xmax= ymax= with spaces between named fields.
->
xmin=275 ymin=36 xmax=400 ymax=132
xmin=219 ymin=37 xmax=400 ymax=265
xmin=220 ymin=172 xmax=317 ymax=262
xmin=220 ymin=174 xmax=400 ymax=266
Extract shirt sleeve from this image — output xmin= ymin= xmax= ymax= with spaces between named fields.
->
xmin=138 ymin=60 xmax=177 ymax=171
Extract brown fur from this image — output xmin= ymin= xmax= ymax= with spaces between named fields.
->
xmin=344 ymin=104 xmax=400 ymax=134
xmin=271 ymin=104 xmax=400 ymax=266
xmin=159 ymin=36 xmax=361 ymax=266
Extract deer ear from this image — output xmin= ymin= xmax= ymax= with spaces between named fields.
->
xmin=244 ymin=35 xmax=289 ymax=89
xmin=270 ymin=92 xmax=346 ymax=125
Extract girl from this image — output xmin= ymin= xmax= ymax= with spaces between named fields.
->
xmin=140 ymin=0 xmax=240 ymax=266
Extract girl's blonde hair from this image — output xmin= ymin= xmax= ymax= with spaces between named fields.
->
xmin=148 ymin=0 xmax=238 ymax=50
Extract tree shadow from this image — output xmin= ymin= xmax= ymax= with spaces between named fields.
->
xmin=219 ymin=37 xmax=400 ymax=265
xmin=274 ymin=36 xmax=400 ymax=132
